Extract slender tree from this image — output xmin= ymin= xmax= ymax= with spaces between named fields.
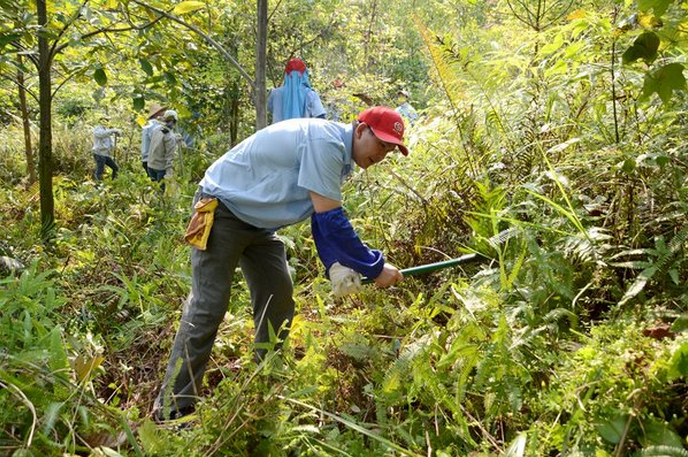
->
xmin=256 ymin=0 xmax=268 ymax=129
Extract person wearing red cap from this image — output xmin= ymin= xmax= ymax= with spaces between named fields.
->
xmin=267 ymin=58 xmax=326 ymax=123
xmin=154 ymin=106 xmax=407 ymax=422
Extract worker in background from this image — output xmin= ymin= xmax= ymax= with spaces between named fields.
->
xmin=147 ymin=110 xmax=179 ymax=191
xmin=141 ymin=103 xmax=167 ymax=175
xmin=91 ymin=115 xmax=121 ymax=181
xmin=395 ymin=89 xmax=419 ymax=125
xmin=267 ymin=58 xmax=326 ymax=123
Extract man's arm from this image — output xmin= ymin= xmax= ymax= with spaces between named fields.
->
xmin=163 ymin=132 xmax=177 ymax=171
xmin=309 ymin=192 xmax=402 ymax=287
xmin=141 ymin=126 xmax=151 ymax=155
xmin=93 ymin=126 xmax=110 ymax=139
xmin=310 ymin=191 xmax=340 ymax=213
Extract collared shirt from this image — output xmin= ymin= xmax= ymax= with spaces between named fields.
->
xmin=267 ymin=86 xmax=326 ymax=123
xmin=395 ymin=102 xmax=419 ymax=124
xmin=200 ymin=119 xmax=354 ymax=230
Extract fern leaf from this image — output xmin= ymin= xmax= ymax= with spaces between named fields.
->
xmin=639 ymin=445 xmax=688 ymax=457
xmin=414 ymin=18 xmax=463 ymax=115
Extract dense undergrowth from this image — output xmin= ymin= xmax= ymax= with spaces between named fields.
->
xmin=0 ymin=99 xmax=686 ymax=456
xmin=2 ymin=4 xmax=688 ymax=457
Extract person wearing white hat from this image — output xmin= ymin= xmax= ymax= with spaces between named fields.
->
xmin=147 ymin=109 xmax=179 ymax=190
xmin=141 ymin=103 xmax=167 ymax=174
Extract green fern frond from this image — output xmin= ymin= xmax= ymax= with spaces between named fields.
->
xmin=620 ymin=225 xmax=688 ymax=305
xmin=639 ymin=445 xmax=688 ymax=457
xmin=654 ymin=225 xmax=688 ymax=273
xmin=414 ymin=18 xmax=464 ymax=113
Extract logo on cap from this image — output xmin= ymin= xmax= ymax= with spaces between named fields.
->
xmin=393 ymin=122 xmax=403 ymax=135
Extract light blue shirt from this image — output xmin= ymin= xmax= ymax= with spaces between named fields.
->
xmin=267 ymin=86 xmax=326 ymax=123
xmin=200 ymin=119 xmax=354 ymax=230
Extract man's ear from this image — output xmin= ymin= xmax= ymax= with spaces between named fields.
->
xmin=354 ymin=122 xmax=367 ymax=139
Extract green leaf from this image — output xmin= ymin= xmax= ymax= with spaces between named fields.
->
xmin=164 ymin=71 xmax=177 ymax=86
xmin=94 ymin=68 xmax=107 ymax=86
xmin=505 ymin=433 xmax=527 ymax=457
xmin=132 ymin=95 xmax=145 ymax=111
xmin=0 ymin=33 xmax=21 ymax=49
xmin=42 ymin=402 xmax=63 ymax=435
xmin=172 ymin=1 xmax=205 ymax=15
xmin=541 ymin=33 xmax=564 ymax=55
xmin=138 ymin=419 xmax=166 ymax=454
xmin=638 ymin=0 xmax=675 ymax=16
xmin=98 ymin=447 xmax=125 ymax=457
xmin=139 ymin=59 xmax=153 ymax=76
xmin=669 ymin=268 xmax=679 ymax=284
xmin=619 ymin=266 xmax=657 ymax=305
xmin=667 ymin=342 xmax=688 ymax=380
xmin=642 ymin=63 xmax=686 ymax=104
xmin=641 ymin=420 xmax=684 ymax=448
xmin=622 ymin=32 xmax=660 ymax=64
xmin=670 ymin=315 xmax=688 ymax=333
xmin=597 ymin=415 xmax=628 ymax=444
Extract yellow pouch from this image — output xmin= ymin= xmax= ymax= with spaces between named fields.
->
xmin=184 ymin=198 xmax=218 ymax=250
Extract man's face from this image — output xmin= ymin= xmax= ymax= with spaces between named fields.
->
xmin=353 ymin=124 xmax=397 ymax=170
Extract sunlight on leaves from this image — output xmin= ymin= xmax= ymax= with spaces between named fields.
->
xmin=638 ymin=0 xmax=675 ymax=16
xmin=172 ymin=1 xmax=205 ymax=15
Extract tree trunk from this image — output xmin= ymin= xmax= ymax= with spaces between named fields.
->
xmin=255 ymin=0 xmax=267 ymax=130
xmin=17 ymin=57 xmax=36 ymax=184
xmin=37 ymin=0 xmax=55 ymax=238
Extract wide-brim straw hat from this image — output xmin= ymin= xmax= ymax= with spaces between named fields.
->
xmin=147 ymin=103 xmax=167 ymax=120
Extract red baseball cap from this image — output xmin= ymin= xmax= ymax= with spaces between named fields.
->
xmin=358 ymin=106 xmax=409 ymax=156
xmin=285 ymin=58 xmax=307 ymax=75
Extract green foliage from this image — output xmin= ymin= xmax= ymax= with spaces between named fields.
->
xmin=623 ymin=32 xmax=660 ymax=65
xmin=0 ymin=0 xmax=687 ymax=456
xmin=642 ymin=63 xmax=687 ymax=104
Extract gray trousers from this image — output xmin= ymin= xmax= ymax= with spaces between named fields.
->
xmin=155 ymin=193 xmax=294 ymax=416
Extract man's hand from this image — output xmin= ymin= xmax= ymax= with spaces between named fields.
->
xmin=374 ymin=263 xmax=403 ymax=288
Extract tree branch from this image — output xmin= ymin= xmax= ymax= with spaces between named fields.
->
xmin=54 ymin=21 xmax=142 ymax=55
xmin=49 ymin=0 xmax=90 ymax=59
xmin=130 ymin=0 xmax=254 ymax=88
xmin=51 ymin=65 xmax=90 ymax=99
xmin=0 ymin=71 xmax=39 ymax=103
xmin=9 ymin=42 xmax=39 ymax=67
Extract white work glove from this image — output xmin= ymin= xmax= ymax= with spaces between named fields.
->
xmin=330 ymin=262 xmax=362 ymax=297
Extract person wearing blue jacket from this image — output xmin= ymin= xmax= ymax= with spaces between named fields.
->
xmin=267 ymin=58 xmax=326 ymax=123
xmin=154 ymin=106 xmax=408 ymax=421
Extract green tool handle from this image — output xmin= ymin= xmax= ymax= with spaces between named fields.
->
xmin=361 ymin=253 xmax=480 ymax=285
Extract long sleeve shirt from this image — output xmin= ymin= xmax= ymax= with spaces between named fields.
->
xmin=91 ymin=126 xmax=119 ymax=157
xmin=147 ymin=123 xmax=177 ymax=171
xmin=141 ymin=120 xmax=160 ymax=162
